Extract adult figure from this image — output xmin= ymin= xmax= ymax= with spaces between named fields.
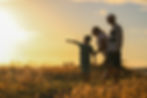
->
xmin=92 ymin=27 xmax=108 ymax=65
xmin=106 ymin=14 xmax=124 ymax=82
xmin=107 ymin=14 xmax=123 ymax=68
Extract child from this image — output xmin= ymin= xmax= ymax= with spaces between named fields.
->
xmin=67 ymin=35 xmax=95 ymax=81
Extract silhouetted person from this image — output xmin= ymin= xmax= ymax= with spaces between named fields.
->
xmin=106 ymin=14 xmax=123 ymax=82
xmin=67 ymin=36 xmax=95 ymax=81
xmin=107 ymin=14 xmax=123 ymax=68
xmin=92 ymin=26 xmax=108 ymax=65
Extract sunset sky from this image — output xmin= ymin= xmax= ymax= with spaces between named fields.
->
xmin=0 ymin=0 xmax=147 ymax=67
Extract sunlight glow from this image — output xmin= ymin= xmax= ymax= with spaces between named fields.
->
xmin=0 ymin=0 xmax=9 ymax=3
xmin=0 ymin=9 xmax=29 ymax=63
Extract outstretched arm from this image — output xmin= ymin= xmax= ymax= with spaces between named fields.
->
xmin=66 ymin=39 xmax=81 ymax=45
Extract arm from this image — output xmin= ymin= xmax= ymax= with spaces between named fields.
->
xmin=66 ymin=39 xmax=81 ymax=46
xmin=90 ymin=46 xmax=97 ymax=56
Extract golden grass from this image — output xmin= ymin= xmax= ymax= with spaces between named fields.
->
xmin=0 ymin=66 xmax=146 ymax=98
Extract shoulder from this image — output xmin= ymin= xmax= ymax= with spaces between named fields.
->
xmin=100 ymin=33 xmax=108 ymax=41
xmin=116 ymin=24 xmax=122 ymax=30
xmin=99 ymin=33 xmax=106 ymax=38
xmin=114 ymin=24 xmax=123 ymax=33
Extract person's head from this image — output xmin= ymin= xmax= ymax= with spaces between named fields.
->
xmin=84 ymin=35 xmax=91 ymax=44
xmin=107 ymin=14 xmax=116 ymax=25
xmin=92 ymin=26 xmax=103 ymax=37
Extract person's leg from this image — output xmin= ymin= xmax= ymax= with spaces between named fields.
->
xmin=107 ymin=52 xmax=113 ymax=65
xmin=113 ymin=51 xmax=122 ymax=83
xmin=118 ymin=51 xmax=122 ymax=68
xmin=103 ymin=52 xmax=113 ymax=80
xmin=81 ymin=64 xmax=91 ymax=82
xmin=115 ymin=51 xmax=122 ymax=68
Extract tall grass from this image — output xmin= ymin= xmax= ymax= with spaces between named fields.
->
xmin=0 ymin=66 xmax=146 ymax=98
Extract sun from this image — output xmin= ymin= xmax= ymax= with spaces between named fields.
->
xmin=0 ymin=9 xmax=28 ymax=63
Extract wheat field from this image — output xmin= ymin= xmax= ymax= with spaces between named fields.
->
xmin=0 ymin=65 xmax=146 ymax=98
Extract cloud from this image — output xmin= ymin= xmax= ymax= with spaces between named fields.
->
xmin=70 ymin=0 xmax=147 ymax=5
xmin=94 ymin=9 xmax=108 ymax=16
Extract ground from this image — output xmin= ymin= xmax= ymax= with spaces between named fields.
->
xmin=0 ymin=65 xmax=146 ymax=98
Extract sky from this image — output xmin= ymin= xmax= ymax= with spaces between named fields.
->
xmin=0 ymin=0 xmax=147 ymax=68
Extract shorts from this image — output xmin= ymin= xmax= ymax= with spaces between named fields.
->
xmin=106 ymin=51 xmax=122 ymax=68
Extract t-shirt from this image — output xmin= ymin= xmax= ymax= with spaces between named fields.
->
xmin=108 ymin=24 xmax=123 ymax=52
xmin=78 ymin=44 xmax=94 ymax=65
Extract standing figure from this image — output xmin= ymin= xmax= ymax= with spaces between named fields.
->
xmin=67 ymin=35 xmax=95 ymax=81
xmin=107 ymin=14 xmax=124 ymax=82
xmin=92 ymin=26 xmax=108 ymax=65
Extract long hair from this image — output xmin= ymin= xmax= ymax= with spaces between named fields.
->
xmin=92 ymin=26 xmax=105 ymax=34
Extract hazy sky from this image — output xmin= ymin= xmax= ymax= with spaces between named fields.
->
xmin=0 ymin=0 xmax=147 ymax=67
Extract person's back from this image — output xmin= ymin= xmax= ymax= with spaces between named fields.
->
xmin=98 ymin=32 xmax=108 ymax=53
xmin=92 ymin=27 xmax=108 ymax=54
xmin=80 ymin=43 xmax=93 ymax=71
